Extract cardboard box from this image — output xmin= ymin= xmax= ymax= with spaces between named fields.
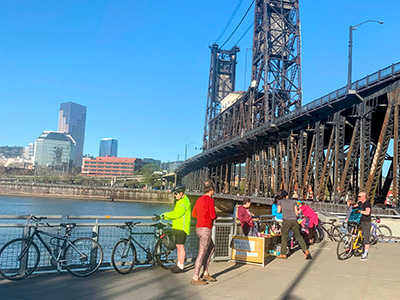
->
xmin=231 ymin=235 xmax=281 ymax=266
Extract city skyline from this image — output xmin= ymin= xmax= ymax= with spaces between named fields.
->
xmin=1 ymin=1 xmax=399 ymax=162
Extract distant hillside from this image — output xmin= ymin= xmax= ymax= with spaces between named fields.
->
xmin=0 ymin=146 xmax=24 ymax=158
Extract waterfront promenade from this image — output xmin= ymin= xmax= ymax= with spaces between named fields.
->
xmin=0 ymin=241 xmax=399 ymax=300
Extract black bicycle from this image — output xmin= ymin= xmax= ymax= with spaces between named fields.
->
xmin=0 ymin=215 xmax=104 ymax=280
xmin=111 ymin=221 xmax=177 ymax=274
xmin=317 ymin=218 xmax=343 ymax=242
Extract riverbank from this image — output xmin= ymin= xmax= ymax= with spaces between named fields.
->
xmin=0 ymin=182 xmax=173 ymax=204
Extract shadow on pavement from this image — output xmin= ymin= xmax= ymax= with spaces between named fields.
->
xmin=277 ymin=240 xmax=327 ymax=300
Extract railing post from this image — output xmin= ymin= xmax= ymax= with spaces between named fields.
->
xmin=91 ymin=218 xmax=100 ymax=268
xmin=211 ymin=222 xmax=217 ymax=262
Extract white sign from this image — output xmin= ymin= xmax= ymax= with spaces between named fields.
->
xmin=234 ymin=239 xmax=255 ymax=251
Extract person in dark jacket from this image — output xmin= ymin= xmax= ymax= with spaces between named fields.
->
xmin=238 ymin=198 xmax=257 ymax=236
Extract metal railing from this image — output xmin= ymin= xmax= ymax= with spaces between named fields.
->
xmin=0 ymin=215 xmax=236 ymax=275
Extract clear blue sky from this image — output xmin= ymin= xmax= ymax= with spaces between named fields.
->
xmin=1 ymin=0 xmax=399 ymax=162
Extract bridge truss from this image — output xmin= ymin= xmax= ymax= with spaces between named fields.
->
xmin=177 ymin=1 xmax=400 ymax=206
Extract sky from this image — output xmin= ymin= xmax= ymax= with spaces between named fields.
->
xmin=1 ymin=0 xmax=399 ymax=163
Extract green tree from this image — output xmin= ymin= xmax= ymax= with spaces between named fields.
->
xmin=140 ymin=164 xmax=162 ymax=188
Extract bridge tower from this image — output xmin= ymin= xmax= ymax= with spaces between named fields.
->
xmin=251 ymin=0 xmax=302 ymax=122
xmin=203 ymin=44 xmax=240 ymax=150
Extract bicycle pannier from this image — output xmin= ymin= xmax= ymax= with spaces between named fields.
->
xmin=161 ymin=229 xmax=176 ymax=250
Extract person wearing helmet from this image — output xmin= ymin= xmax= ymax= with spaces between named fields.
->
xmin=158 ymin=184 xmax=191 ymax=273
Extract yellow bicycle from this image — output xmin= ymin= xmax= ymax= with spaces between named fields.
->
xmin=336 ymin=223 xmax=364 ymax=260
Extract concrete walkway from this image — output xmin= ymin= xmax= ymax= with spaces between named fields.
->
xmin=0 ymin=241 xmax=399 ymax=300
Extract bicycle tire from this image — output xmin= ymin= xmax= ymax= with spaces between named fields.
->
xmin=376 ymin=225 xmax=392 ymax=243
xmin=0 ymin=238 xmax=40 ymax=280
xmin=65 ymin=237 xmax=103 ymax=277
xmin=155 ymin=239 xmax=177 ymax=269
xmin=330 ymin=225 xmax=343 ymax=242
xmin=337 ymin=234 xmax=353 ymax=260
xmin=111 ymin=239 xmax=136 ymax=274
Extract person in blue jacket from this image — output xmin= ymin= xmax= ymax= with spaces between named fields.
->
xmin=272 ymin=194 xmax=283 ymax=221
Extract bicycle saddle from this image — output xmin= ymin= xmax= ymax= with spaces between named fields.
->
xmin=60 ymin=223 xmax=76 ymax=229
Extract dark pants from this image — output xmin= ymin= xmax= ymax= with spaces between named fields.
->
xmin=361 ymin=221 xmax=371 ymax=246
xmin=281 ymin=219 xmax=308 ymax=255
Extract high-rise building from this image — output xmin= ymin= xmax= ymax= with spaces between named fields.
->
xmin=58 ymin=102 xmax=87 ymax=168
xmin=99 ymin=138 xmax=118 ymax=157
xmin=34 ymin=131 xmax=76 ymax=172
xmin=143 ymin=158 xmax=161 ymax=167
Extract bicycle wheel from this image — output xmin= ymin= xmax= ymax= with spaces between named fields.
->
xmin=337 ymin=234 xmax=353 ymax=260
xmin=315 ymin=225 xmax=324 ymax=243
xmin=376 ymin=225 xmax=392 ymax=243
xmin=155 ymin=240 xmax=177 ymax=269
xmin=0 ymin=238 xmax=40 ymax=280
xmin=330 ymin=225 xmax=343 ymax=242
xmin=111 ymin=239 xmax=136 ymax=274
xmin=65 ymin=237 xmax=103 ymax=277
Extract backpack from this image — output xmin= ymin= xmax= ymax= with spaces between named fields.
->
xmin=348 ymin=207 xmax=362 ymax=224
xmin=161 ymin=228 xmax=177 ymax=250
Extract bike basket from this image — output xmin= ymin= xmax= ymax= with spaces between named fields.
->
xmin=161 ymin=229 xmax=176 ymax=250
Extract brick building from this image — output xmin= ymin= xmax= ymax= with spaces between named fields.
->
xmin=82 ymin=157 xmax=138 ymax=177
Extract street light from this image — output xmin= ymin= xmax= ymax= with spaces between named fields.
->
xmin=185 ymin=142 xmax=196 ymax=160
xmin=347 ymin=19 xmax=383 ymax=91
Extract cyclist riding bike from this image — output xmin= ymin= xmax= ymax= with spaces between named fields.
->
xmin=153 ymin=184 xmax=191 ymax=273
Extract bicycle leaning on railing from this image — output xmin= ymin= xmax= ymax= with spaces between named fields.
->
xmin=0 ymin=215 xmax=104 ymax=280
xmin=111 ymin=221 xmax=177 ymax=274
xmin=336 ymin=222 xmax=364 ymax=260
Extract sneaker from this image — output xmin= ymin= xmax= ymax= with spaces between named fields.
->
xmin=361 ymin=254 xmax=368 ymax=261
xmin=170 ymin=265 xmax=184 ymax=273
xmin=191 ymin=279 xmax=208 ymax=285
xmin=201 ymin=274 xmax=216 ymax=282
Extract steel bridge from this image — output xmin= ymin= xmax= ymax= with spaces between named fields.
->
xmin=176 ymin=0 xmax=400 ymax=206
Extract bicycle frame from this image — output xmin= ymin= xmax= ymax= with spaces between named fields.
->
xmin=18 ymin=226 xmax=86 ymax=269
xmin=122 ymin=226 xmax=163 ymax=261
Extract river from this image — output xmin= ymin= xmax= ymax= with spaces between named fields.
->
xmin=0 ymin=195 xmax=173 ymax=218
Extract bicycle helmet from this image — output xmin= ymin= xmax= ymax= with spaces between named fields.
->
xmin=171 ymin=184 xmax=185 ymax=194
xmin=297 ymin=200 xmax=302 ymax=206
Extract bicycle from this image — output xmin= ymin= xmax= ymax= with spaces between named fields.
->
xmin=336 ymin=222 xmax=364 ymax=260
xmin=0 ymin=215 xmax=104 ymax=280
xmin=111 ymin=221 xmax=177 ymax=274
xmin=317 ymin=218 xmax=343 ymax=242
xmin=370 ymin=217 xmax=392 ymax=244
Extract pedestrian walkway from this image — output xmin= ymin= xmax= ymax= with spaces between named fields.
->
xmin=0 ymin=242 xmax=399 ymax=300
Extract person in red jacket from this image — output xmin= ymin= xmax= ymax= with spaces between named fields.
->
xmin=191 ymin=180 xmax=217 ymax=285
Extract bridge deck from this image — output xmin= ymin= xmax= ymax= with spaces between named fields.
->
xmin=1 ymin=242 xmax=399 ymax=300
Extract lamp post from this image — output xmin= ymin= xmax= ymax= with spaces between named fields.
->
xmin=185 ymin=142 xmax=196 ymax=160
xmin=347 ymin=19 xmax=383 ymax=92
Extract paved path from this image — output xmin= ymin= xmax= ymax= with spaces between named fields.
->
xmin=0 ymin=241 xmax=399 ymax=300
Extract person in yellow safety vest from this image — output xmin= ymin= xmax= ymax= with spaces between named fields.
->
xmin=155 ymin=184 xmax=191 ymax=273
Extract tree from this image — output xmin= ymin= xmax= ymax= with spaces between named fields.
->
xmin=140 ymin=164 xmax=162 ymax=188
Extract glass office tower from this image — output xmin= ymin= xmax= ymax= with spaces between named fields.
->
xmin=99 ymin=138 xmax=118 ymax=157
xmin=58 ymin=102 xmax=87 ymax=167
xmin=34 ymin=131 xmax=76 ymax=171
